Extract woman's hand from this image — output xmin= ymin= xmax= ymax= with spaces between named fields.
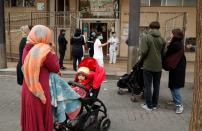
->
xmin=58 ymin=71 xmax=63 ymax=77
xmin=98 ymin=42 xmax=108 ymax=47
xmin=49 ymin=42 xmax=56 ymax=53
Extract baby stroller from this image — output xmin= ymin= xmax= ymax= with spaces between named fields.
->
xmin=117 ymin=61 xmax=144 ymax=100
xmin=55 ymin=57 xmax=111 ymax=131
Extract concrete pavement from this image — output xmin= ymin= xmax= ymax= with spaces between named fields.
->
xmin=0 ymin=72 xmax=193 ymax=131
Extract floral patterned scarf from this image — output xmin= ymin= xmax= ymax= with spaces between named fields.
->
xmin=23 ymin=25 xmax=52 ymax=104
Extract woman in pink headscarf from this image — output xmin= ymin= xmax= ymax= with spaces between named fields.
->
xmin=21 ymin=25 xmax=60 ymax=131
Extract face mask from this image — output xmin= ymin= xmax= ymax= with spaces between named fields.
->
xmin=91 ymin=32 xmax=96 ymax=37
xmin=98 ymin=35 xmax=103 ymax=40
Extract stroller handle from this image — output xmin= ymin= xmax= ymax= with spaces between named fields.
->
xmin=68 ymin=81 xmax=88 ymax=92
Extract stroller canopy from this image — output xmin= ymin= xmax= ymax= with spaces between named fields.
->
xmin=77 ymin=57 xmax=106 ymax=89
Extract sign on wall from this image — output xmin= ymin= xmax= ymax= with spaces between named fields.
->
xmin=37 ymin=2 xmax=45 ymax=11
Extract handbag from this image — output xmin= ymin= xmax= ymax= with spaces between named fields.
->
xmin=162 ymin=47 xmax=184 ymax=71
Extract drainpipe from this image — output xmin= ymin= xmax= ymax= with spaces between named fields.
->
xmin=127 ymin=0 xmax=140 ymax=72
xmin=0 ymin=0 xmax=7 ymax=68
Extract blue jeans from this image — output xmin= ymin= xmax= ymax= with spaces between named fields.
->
xmin=170 ymin=88 xmax=182 ymax=106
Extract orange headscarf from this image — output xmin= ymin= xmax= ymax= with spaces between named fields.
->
xmin=23 ymin=25 xmax=52 ymax=104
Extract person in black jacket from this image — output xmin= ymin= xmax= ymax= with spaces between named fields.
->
xmin=70 ymin=29 xmax=85 ymax=71
xmin=165 ymin=28 xmax=186 ymax=114
xmin=58 ymin=29 xmax=68 ymax=70
xmin=17 ymin=25 xmax=33 ymax=85
xmin=87 ymin=32 xmax=96 ymax=57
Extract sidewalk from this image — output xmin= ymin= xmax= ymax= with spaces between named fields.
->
xmin=0 ymin=75 xmax=193 ymax=131
xmin=0 ymin=58 xmax=194 ymax=131
xmin=0 ymin=60 xmax=194 ymax=81
xmin=0 ymin=60 xmax=127 ymax=79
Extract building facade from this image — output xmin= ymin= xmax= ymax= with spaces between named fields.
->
xmin=5 ymin=0 xmax=196 ymax=59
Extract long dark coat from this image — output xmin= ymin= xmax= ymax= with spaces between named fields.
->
xmin=70 ymin=35 xmax=85 ymax=58
xmin=165 ymin=38 xmax=186 ymax=89
xmin=17 ymin=37 xmax=27 ymax=85
xmin=58 ymin=34 xmax=68 ymax=52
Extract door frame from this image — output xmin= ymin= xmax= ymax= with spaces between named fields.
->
xmin=79 ymin=18 xmax=120 ymax=56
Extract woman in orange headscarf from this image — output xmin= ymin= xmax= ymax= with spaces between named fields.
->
xmin=21 ymin=25 xmax=60 ymax=131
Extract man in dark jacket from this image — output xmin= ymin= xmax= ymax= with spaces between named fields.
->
xmin=139 ymin=21 xmax=166 ymax=111
xmin=58 ymin=29 xmax=68 ymax=69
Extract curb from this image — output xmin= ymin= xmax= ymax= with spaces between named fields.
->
xmin=0 ymin=70 xmax=121 ymax=80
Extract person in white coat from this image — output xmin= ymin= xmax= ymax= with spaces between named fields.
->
xmin=108 ymin=32 xmax=119 ymax=64
xmin=93 ymin=32 xmax=108 ymax=67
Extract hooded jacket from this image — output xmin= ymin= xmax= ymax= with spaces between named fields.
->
xmin=70 ymin=33 xmax=85 ymax=57
xmin=58 ymin=30 xmax=68 ymax=51
xmin=139 ymin=29 xmax=166 ymax=72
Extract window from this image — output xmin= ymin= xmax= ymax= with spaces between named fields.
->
xmin=141 ymin=0 xmax=150 ymax=6
xmin=4 ymin=0 xmax=10 ymax=7
xmin=79 ymin=0 xmax=120 ymax=18
xmin=166 ymin=0 xmax=182 ymax=6
xmin=7 ymin=0 xmax=35 ymax=7
xmin=24 ymin=0 xmax=35 ymax=7
xmin=183 ymin=0 xmax=196 ymax=6
xmin=150 ymin=0 xmax=161 ymax=6
xmin=142 ymin=0 xmax=196 ymax=7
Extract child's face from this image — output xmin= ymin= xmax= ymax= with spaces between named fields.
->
xmin=78 ymin=74 xmax=86 ymax=82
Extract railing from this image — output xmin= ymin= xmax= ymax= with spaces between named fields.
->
xmin=5 ymin=11 xmax=79 ymax=30
xmin=5 ymin=11 xmax=187 ymax=61
xmin=5 ymin=11 xmax=79 ymax=60
xmin=164 ymin=12 xmax=187 ymax=41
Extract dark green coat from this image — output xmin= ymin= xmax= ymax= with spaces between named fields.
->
xmin=139 ymin=30 xmax=166 ymax=72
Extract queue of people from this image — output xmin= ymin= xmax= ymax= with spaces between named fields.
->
xmin=17 ymin=21 xmax=186 ymax=131
xmin=139 ymin=21 xmax=186 ymax=114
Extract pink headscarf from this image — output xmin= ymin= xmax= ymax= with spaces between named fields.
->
xmin=23 ymin=25 xmax=52 ymax=104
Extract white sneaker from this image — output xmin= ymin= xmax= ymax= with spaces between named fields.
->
xmin=141 ymin=104 xmax=152 ymax=111
xmin=176 ymin=105 xmax=183 ymax=114
xmin=153 ymin=107 xmax=157 ymax=110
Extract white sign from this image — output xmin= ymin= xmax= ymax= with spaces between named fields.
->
xmin=37 ymin=2 xmax=45 ymax=11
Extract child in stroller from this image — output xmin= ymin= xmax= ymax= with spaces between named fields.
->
xmin=50 ymin=57 xmax=111 ymax=131
xmin=117 ymin=61 xmax=144 ymax=101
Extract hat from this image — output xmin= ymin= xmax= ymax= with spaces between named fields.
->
xmin=77 ymin=67 xmax=90 ymax=77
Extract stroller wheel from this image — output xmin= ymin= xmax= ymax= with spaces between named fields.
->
xmin=100 ymin=117 xmax=111 ymax=131
xmin=117 ymin=89 xmax=124 ymax=95
xmin=54 ymin=122 xmax=69 ymax=131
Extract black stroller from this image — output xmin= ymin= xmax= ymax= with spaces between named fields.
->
xmin=117 ymin=61 xmax=144 ymax=101
xmin=54 ymin=81 xmax=110 ymax=131
xmin=54 ymin=57 xmax=110 ymax=131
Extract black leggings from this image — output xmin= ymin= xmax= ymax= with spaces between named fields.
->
xmin=59 ymin=50 xmax=66 ymax=68
xmin=72 ymin=56 xmax=82 ymax=71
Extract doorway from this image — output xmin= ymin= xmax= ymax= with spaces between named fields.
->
xmin=55 ymin=0 xmax=70 ymax=27
xmin=56 ymin=0 xmax=69 ymax=11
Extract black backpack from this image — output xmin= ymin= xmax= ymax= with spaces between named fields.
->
xmin=117 ymin=74 xmax=129 ymax=89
